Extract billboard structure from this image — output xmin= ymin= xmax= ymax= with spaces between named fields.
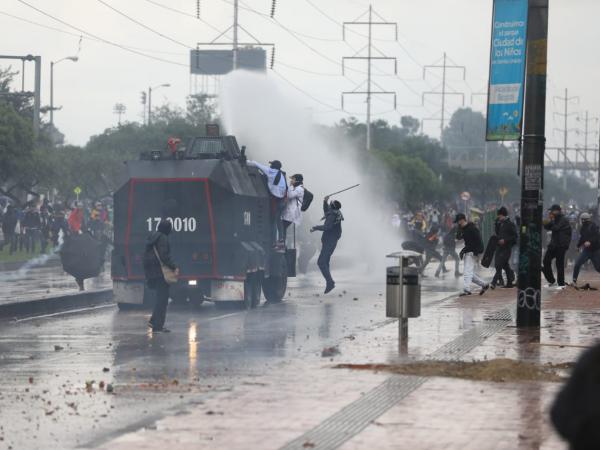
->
xmin=486 ymin=0 xmax=529 ymax=141
xmin=190 ymin=48 xmax=267 ymax=75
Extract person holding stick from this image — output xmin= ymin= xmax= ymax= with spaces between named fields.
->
xmin=311 ymin=195 xmax=344 ymax=294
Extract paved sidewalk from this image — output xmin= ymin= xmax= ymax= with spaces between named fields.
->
xmin=97 ymin=270 xmax=600 ymax=449
xmin=0 ymin=257 xmax=111 ymax=306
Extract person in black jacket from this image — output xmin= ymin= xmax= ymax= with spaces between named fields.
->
xmin=455 ymin=213 xmax=489 ymax=296
xmin=491 ymin=207 xmax=518 ymax=288
xmin=543 ymin=204 xmax=572 ymax=287
xmin=311 ymin=196 xmax=343 ymax=294
xmin=572 ymin=212 xmax=600 ymax=285
xmin=143 ymin=219 xmax=178 ymax=332
xmin=1 ymin=205 xmax=18 ymax=254
xmin=22 ymin=202 xmax=42 ymax=254
xmin=435 ymin=225 xmax=461 ymax=278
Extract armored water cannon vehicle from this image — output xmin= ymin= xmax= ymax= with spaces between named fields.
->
xmin=111 ymin=125 xmax=293 ymax=309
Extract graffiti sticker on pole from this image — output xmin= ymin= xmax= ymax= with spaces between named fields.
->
xmin=486 ymin=0 xmax=528 ymax=141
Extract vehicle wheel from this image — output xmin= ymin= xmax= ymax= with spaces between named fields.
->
xmin=262 ymin=259 xmax=287 ymax=304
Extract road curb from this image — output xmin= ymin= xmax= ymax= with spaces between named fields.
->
xmin=0 ymin=289 xmax=114 ymax=319
xmin=0 ymin=258 xmax=61 ymax=272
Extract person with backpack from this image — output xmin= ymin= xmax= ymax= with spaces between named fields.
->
xmin=543 ymin=204 xmax=572 ymax=288
xmin=455 ymin=213 xmax=490 ymax=296
xmin=311 ymin=196 xmax=343 ymax=294
xmin=143 ymin=219 xmax=179 ymax=333
xmin=247 ymin=159 xmax=288 ymax=246
xmin=572 ymin=212 xmax=600 ymax=286
xmin=282 ymin=174 xmax=305 ymax=242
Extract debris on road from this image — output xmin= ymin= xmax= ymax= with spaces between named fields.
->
xmin=53 ymin=345 xmax=64 ymax=351
xmin=334 ymin=359 xmax=573 ymax=383
xmin=321 ymin=346 xmax=341 ymax=357
xmin=102 ymin=367 xmax=110 ymax=372
xmin=106 ymin=384 xmax=114 ymax=393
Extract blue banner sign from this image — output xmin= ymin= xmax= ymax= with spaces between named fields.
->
xmin=486 ymin=0 xmax=528 ymax=141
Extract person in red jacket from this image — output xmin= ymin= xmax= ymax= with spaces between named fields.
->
xmin=68 ymin=203 xmax=84 ymax=234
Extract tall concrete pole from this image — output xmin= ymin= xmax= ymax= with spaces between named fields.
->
xmin=147 ymin=86 xmax=152 ymax=125
xmin=233 ymin=0 xmax=239 ymax=70
xmin=563 ymin=88 xmax=568 ymax=190
xmin=517 ymin=0 xmax=549 ymax=328
xmin=366 ymin=5 xmax=372 ymax=151
xmin=50 ymin=61 xmax=54 ymax=126
xmin=33 ymin=56 xmax=41 ymax=136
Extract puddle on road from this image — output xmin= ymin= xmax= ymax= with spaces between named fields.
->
xmin=335 ymin=359 xmax=574 ymax=383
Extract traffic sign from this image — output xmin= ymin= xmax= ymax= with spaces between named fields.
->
xmin=73 ymin=187 xmax=82 ymax=195
xmin=460 ymin=192 xmax=471 ymax=202
xmin=499 ymin=187 xmax=509 ymax=197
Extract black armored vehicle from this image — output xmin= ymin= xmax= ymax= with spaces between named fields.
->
xmin=111 ymin=126 xmax=292 ymax=309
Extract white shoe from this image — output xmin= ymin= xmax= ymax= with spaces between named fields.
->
xmin=546 ymin=282 xmax=556 ymax=288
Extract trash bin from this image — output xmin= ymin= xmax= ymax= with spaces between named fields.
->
xmin=386 ymin=254 xmax=421 ymax=319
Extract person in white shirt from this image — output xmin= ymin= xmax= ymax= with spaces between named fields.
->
xmin=247 ymin=159 xmax=287 ymax=245
xmin=282 ymin=174 xmax=305 ymax=242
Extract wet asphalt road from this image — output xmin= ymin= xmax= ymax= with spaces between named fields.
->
xmin=0 ymin=270 xmax=461 ymax=449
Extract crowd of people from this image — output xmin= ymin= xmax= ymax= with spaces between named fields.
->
xmin=0 ymin=199 xmax=112 ymax=256
xmin=397 ymin=201 xmax=600 ymax=295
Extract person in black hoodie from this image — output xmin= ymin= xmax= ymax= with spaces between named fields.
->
xmin=491 ymin=206 xmax=518 ymax=288
xmin=543 ymin=204 xmax=572 ymax=287
xmin=455 ymin=213 xmax=489 ymax=296
xmin=311 ymin=196 xmax=343 ymax=294
xmin=143 ymin=219 xmax=178 ymax=332
xmin=1 ymin=205 xmax=18 ymax=254
xmin=572 ymin=212 xmax=600 ymax=285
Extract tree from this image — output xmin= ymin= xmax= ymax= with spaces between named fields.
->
xmin=442 ymin=108 xmax=513 ymax=162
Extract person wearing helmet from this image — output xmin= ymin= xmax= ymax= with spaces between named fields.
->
xmin=572 ymin=212 xmax=600 ymax=285
xmin=310 ymin=196 xmax=343 ymax=294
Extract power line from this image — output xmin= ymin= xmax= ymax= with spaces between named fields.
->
xmin=95 ymin=0 xmax=193 ymax=49
xmin=14 ymin=0 xmax=188 ymax=67
xmin=0 ymin=9 xmax=187 ymax=56
xmin=141 ymin=0 xmax=223 ymax=34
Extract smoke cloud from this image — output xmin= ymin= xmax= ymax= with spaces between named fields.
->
xmin=220 ymin=71 xmax=401 ymax=274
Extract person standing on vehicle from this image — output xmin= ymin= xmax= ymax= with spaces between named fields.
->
xmin=144 ymin=219 xmax=179 ymax=333
xmin=435 ymin=224 xmax=461 ymax=278
xmin=543 ymin=204 xmax=572 ymax=288
xmin=455 ymin=213 xmax=489 ymax=296
xmin=491 ymin=206 xmax=517 ymax=289
xmin=311 ymin=196 xmax=343 ymax=294
xmin=247 ymin=159 xmax=287 ymax=246
xmin=282 ymin=174 xmax=304 ymax=242
xmin=572 ymin=212 xmax=600 ymax=285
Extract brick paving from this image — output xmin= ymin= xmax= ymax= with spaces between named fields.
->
xmin=98 ymin=269 xmax=600 ymax=449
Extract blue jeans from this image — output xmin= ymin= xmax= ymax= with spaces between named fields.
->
xmin=572 ymin=248 xmax=600 ymax=282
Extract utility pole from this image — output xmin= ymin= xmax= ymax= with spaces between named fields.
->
xmin=341 ymin=5 xmax=398 ymax=151
xmin=233 ymin=0 xmax=239 ymax=70
xmin=516 ymin=0 xmax=549 ymax=328
xmin=553 ymin=88 xmax=579 ymax=190
xmin=113 ymin=103 xmax=126 ymax=126
xmin=578 ymin=111 xmax=599 ymax=172
xmin=422 ymin=53 xmax=466 ymax=137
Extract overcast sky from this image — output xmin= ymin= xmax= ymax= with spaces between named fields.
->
xmin=1 ymin=0 xmax=599 ymax=148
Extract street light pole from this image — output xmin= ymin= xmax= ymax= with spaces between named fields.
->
xmin=516 ymin=0 xmax=549 ymax=327
xmin=50 ymin=56 xmax=78 ymax=126
xmin=147 ymin=83 xmax=170 ymax=126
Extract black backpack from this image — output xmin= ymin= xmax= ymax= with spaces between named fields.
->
xmin=301 ymin=188 xmax=314 ymax=212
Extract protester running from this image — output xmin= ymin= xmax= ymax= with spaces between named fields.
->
xmin=491 ymin=206 xmax=517 ymax=289
xmin=572 ymin=212 xmax=600 ymax=286
xmin=455 ymin=213 xmax=489 ymax=296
